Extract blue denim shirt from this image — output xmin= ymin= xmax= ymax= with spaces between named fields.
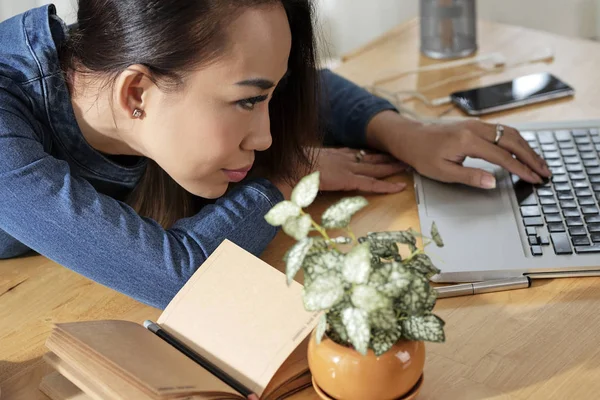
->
xmin=0 ymin=5 xmax=396 ymax=308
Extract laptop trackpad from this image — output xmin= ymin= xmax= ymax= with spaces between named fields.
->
xmin=422 ymin=159 xmax=507 ymax=218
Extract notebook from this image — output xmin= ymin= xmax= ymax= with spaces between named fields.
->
xmin=39 ymin=239 xmax=321 ymax=400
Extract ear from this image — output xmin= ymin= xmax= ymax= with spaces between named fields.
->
xmin=113 ymin=65 xmax=156 ymax=120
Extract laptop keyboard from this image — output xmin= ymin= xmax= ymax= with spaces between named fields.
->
xmin=515 ymin=128 xmax=600 ymax=257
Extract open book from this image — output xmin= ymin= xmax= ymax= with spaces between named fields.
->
xmin=39 ymin=240 xmax=321 ymax=400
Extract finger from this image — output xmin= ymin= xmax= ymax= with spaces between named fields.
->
xmin=468 ymin=122 xmax=549 ymax=177
xmin=338 ymin=148 xmax=397 ymax=164
xmin=494 ymin=126 xmax=551 ymax=177
xmin=360 ymin=153 xmax=399 ymax=164
xmin=352 ymin=161 xmax=407 ymax=178
xmin=514 ymin=131 xmax=551 ymax=176
xmin=247 ymin=395 xmax=260 ymax=400
xmin=437 ymin=162 xmax=498 ymax=189
xmin=345 ymin=175 xmax=407 ymax=194
xmin=466 ymin=136 xmax=543 ymax=184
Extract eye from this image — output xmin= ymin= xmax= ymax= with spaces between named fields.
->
xmin=237 ymin=95 xmax=269 ymax=111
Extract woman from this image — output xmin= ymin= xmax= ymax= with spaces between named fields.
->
xmin=0 ymin=1 xmax=549 ymax=312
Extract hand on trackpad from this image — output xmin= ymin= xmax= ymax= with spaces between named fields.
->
xmin=421 ymin=159 xmax=508 ymax=218
xmin=422 ymin=177 xmax=506 ymax=218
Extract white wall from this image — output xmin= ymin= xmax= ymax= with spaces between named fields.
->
xmin=315 ymin=0 xmax=419 ymax=59
xmin=1 ymin=1 xmax=598 ymax=57
xmin=317 ymin=0 xmax=599 ymax=58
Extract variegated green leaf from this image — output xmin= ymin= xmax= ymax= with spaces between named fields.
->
xmin=369 ymin=307 xmax=397 ymax=330
xmin=330 ymin=293 xmax=352 ymax=313
xmin=363 ymin=238 xmax=399 ymax=259
xmin=367 ymin=263 xmax=392 ymax=288
xmin=291 ymin=171 xmax=320 ymax=208
xmin=285 ymin=238 xmax=314 ymax=285
xmin=283 ymin=248 xmax=291 ymax=262
xmin=431 ymin=222 xmax=444 ymax=247
xmin=407 ymin=228 xmax=422 ymax=238
xmin=367 ymin=231 xmax=416 ymax=246
xmin=370 ymin=328 xmax=401 ymax=356
xmin=406 ymin=253 xmax=440 ymax=279
xmin=303 ymin=273 xmax=344 ymax=311
xmin=372 ymin=263 xmax=412 ymax=297
xmin=342 ymin=307 xmax=370 ymax=355
xmin=303 ymin=250 xmax=344 ymax=284
xmin=327 ymin=313 xmax=349 ymax=343
xmin=371 ymin=256 xmax=382 ymax=265
xmin=401 ymin=315 xmax=445 ymax=343
xmin=399 ymin=275 xmax=437 ymax=314
xmin=315 ymin=314 xmax=327 ymax=345
xmin=321 ymin=197 xmax=368 ymax=229
xmin=425 ymin=284 xmax=438 ymax=311
xmin=282 ymin=214 xmax=312 ymax=241
xmin=342 ymin=243 xmax=371 ymax=284
xmin=351 ymin=285 xmax=392 ymax=312
xmin=367 ymin=231 xmax=417 ymax=252
xmin=307 ymin=238 xmax=329 ymax=254
xmin=264 ymin=201 xmax=301 ymax=226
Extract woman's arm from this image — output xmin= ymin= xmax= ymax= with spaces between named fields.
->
xmin=0 ymin=228 xmax=31 ymax=259
xmin=318 ymin=69 xmax=397 ymax=148
xmin=0 ymin=107 xmax=283 ymax=309
xmin=317 ymin=70 xmax=550 ymax=189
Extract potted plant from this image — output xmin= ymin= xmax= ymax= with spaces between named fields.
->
xmin=265 ymin=172 xmax=445 ymax=400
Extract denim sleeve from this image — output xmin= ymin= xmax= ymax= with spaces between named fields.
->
xmin=319 ymin=69 xmax=398 ymax=148
xmin=0 ymin=109 xmax=283 ymax=309
xmin=0 ymin=228 xmax=31 ymax=258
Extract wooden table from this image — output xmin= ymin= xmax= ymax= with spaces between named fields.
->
xmin=3 ymin=19 xmax=600 ymax=400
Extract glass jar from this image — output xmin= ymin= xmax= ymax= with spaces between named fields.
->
xmin=420 ymin=0 xmax=477 ymax=59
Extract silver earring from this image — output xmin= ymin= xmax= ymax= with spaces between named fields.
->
xmin=132 ymin=108 xmax=143 ymax=118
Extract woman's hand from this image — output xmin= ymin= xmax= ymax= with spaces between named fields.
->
xmin=248 ymin=394 xmax=259 ymax=400
xmin=270 ymin=147 xmax=407 ymax=199
xmin=367 ymin=111 xmax=551 ymax=189
xmin=313 ymin=147 xmax=407 ymax=193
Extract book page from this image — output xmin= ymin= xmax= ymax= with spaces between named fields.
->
xmin=40 ymin=371 xmax=93 ymax=400
xmin=43 ymin=351 xmax=124 ymax=400
xmin=261 ymin=336 xmax=312 ymax=400
xmin=51 ymin=321 xmax=241 ymax=399
xmin=43 ymin=350 xmax=234 ymax=400
xmin=158 ymin=240 xmax=321 ymax=396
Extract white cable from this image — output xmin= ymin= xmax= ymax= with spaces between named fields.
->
xmin=371 ymin=52 xmax=506 ymax=85
xmin=430 ymin=96 xmax=452 ymax=106
xmin=370 ymin=46 xmax=555 ymax=108
xmin=364 ymin=46 xmax=555 ymax=124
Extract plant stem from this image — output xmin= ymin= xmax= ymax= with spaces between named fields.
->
xmin=404 ymin=248 xmax=424 ymax=262
xmin=345 ymin=227 xmax=357 ymax=243
xmin=299 ymin=210 xmax=340 ymax=251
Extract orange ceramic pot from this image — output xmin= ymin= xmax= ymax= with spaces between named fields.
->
xmin=307 ymin=330 xmax=425 ymax=400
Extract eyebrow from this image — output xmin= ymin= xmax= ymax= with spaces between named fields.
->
xmin=235 ymin=78 xmax=275 ymax=90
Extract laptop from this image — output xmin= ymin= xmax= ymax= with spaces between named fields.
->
xmin=415 ymin=119 xmax=600 ymax=282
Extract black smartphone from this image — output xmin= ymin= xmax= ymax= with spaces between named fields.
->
xmin=450 ymin=72 xmax=574 ymax=116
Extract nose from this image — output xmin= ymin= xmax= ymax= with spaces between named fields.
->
xmin=241 ymin=108 xmax=272 ymax=152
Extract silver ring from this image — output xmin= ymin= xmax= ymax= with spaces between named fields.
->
xmin=355 ymin=149 xmax=366 ymax=163
xmin=494 ymin=124 xmax=505 ymax=145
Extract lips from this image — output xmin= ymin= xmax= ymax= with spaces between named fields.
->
xmin=225 ymin=166 xmax=253 ymax=173
xmin=222 ymin=165 xmax=253 ymax=183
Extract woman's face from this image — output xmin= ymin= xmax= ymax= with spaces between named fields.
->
xmin=133 ymin=5 xmax=291 ymax=199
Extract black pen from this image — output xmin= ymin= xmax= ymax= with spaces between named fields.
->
xmin=143 ymin=320 xmax=253 ymax=397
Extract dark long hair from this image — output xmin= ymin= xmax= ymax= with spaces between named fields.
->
xmin=60 ymin=0 xmax=319 ymax=227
